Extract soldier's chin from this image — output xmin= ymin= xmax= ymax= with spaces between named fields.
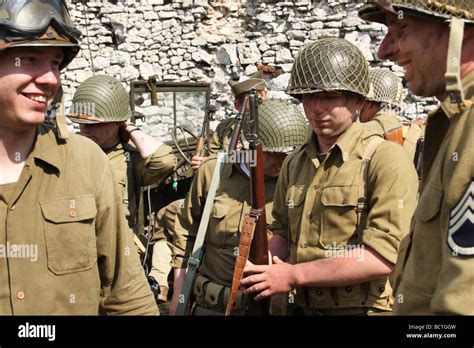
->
xmin=406 ymin=80 xmax=435 ymax=99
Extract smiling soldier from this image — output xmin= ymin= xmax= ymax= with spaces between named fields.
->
xmin=359 ymin=0 xmax=474 ymax=315
xmin=0 ymin=0 xmax=158 ymax=315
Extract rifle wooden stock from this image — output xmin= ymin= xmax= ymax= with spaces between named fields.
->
xmin=245 ymin=144 xmax=270 ymax=315
xmin=246 ymin=91 xmax=269 ymax=315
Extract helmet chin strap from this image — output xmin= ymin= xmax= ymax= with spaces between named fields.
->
xmin=445 ymin=17 xmax=471 ymax=111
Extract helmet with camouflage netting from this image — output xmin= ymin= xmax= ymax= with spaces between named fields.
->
xmin=358 ymin=0 xmax=473 ymax=25
xmin=244 ymin=99 xmax=309 ymax=153
xmin=286 ymin=37 xmax=371 ymax=99
xmin=67 ymin=75 xmax=132 ymax=124
xmin=368 ymin=68 xmax=404 ymax=106
xmin=0 ymin=0 xmax=81 ymax=70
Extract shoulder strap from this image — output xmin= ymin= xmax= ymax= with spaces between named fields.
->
xmin=176 ymin=151 xmax=227 ymax=315
xmin=356 ymin=137 xmax=385 ymax=243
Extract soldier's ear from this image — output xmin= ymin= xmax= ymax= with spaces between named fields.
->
xmin=234 ymin=99 xmax=241 ymax=111
xmin=355 ymin=96 xmax=365 ymax=109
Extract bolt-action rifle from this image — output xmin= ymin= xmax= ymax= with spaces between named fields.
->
xmin=225 ymin=89 xmax=270 ymax=315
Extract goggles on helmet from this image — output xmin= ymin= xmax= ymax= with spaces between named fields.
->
xmin=0 ymin=0 xmax=81 ymax=44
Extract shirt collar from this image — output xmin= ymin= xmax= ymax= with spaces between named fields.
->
xmin=30 ymin=125 xmax=62 ymax=173
xmin=305 ymin=122 xmax=363 ymax=163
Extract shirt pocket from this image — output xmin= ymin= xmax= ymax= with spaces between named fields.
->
xmin=415 ymin=183 xmax=443 ymax=222
xmin=40 ymin=194 xmax=98 ymax=275
xmin=208 ymin=199 xmax=231 ymax=248
xmin=285 ymin=185 xmax=307 ymax=245
xmin=320 ymin=185 xmax=359 ymax=248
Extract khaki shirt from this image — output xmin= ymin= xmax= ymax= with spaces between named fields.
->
xmin=394 ymin=72 xmax=474 ymax=315
xmin=0 ymin=126 xmax=159 ymax=315
xmin=106 ymin=142 xmax=176 ymax=232
xmin=172 ymin=156 xmax=276 ymax=287
xmin=270 ymin=123 xmax=418 ymax=311
xmin=207 ymin=118 xmax=235 ymax=155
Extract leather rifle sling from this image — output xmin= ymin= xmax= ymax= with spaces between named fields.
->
xmin=176 ymin=151 xmax=227 ymax=315
xmin=225 ymin=209 xmax=260 ymax=315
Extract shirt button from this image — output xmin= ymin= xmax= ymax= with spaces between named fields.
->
xmin=316 ymin=290 xmax=323 ymax=296
xmin=345 ymin=286 xmax=352 ymax=293
xmin=341 ymin=198 xmax=347 ymax=204
xmin=306 ymin=213 xmax=312 ymax=219
xmin=313 ymin=185 xmax=319 ymax=190
xmin=69 ymin=209 xmax=76 ymax=218
xmin=379 ymin=285 xmax=385 ymax=293
xmin=17 ymin=291 xmax=25 ymax=300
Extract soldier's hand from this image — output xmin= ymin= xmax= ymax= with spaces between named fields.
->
xmin=191 ymin=154 xmax=204 ymax=170
xmin=240 ymin=256 xmax=295 ymax=300
xmin=118 ymin=122 xmax=136 ymax=143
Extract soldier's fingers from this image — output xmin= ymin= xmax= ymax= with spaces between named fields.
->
xmin=272 ymin=256 xmax=284 ymax=264
xmin=241 ymin=272 xmax=266 ymax=287
xmin=243 ymin=264 xmax=267 ymax=275
xmin=244 ymin=280 xmax=269 ymax=295
xmin=255 ymin=289 xmax=272 ymax=301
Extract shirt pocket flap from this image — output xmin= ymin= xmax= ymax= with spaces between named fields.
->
xmin=211 ymin=201 xmax=230 ymax=219
xmin=40 ymin=195 xmax=97 ymax=223
xmin=321 ymin=186 xmax=358 ymax=207
xmin=286 ymin=185 xmax=307 ymax=208
xmin=415 ymin=184 xmax=443 ymax=222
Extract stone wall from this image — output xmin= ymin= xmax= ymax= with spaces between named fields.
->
xmin=63 ymin=0 xmax=438 ymax=140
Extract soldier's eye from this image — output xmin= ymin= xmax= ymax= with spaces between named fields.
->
xmin=19 ymin=56 xmax=37 ymax=65
xmin=51 ymin=60 xmax=61 ymax=70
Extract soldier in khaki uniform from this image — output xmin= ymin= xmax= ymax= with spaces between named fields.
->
xmin=147 ymin=71 xmax=268 ymax=305
xmin=191 ymin=71 xmax=266 ymax=169
xmin=241 ymin=38 xmax=418 ymax=315
xmin=0 ymin=0 xmax=158 ymax=315
xmin=360 ymin=0 xmax=474 ymax=314
xmin=169 ymin=100 xmax=309 ymax=315
xmin=361 ymin=68 xmax=404 ymax=145
xmin=67 ymin=75 xmax=177 ymax=302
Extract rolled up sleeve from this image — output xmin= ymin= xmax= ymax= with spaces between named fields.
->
xmin=362 ymin=142 xmax=418 ymax=265
xmin=139 ymin=143 xmax=177 ymax=186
